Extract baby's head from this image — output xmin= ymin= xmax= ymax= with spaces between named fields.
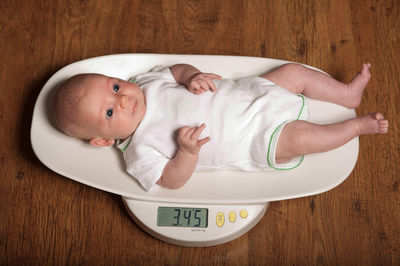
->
xmin=54 ymin=73 xmax=146 ymax=146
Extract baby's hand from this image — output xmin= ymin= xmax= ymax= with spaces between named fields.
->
xmin=187 ymin=73 xmax=222 ymax=94
xmin=178 ymin=124 xmax=210 ymax=156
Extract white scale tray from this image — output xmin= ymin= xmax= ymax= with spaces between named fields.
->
xmin=31 ymin=54 xmax=358 ymax=204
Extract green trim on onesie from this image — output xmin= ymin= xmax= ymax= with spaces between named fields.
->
xmin=267 ymin=94 xmax=306 ymax=170
xmin=119 ymin=136 xmax=132 ymax=152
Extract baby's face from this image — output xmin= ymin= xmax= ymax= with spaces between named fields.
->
xmin=77 ymin=74 xmax=146 ymax=141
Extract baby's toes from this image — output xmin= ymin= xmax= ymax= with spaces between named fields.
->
xmin=362 ymin=63 xmax=371 ymax=74
xmin=378 ymin=119 xmax=389 ymax=133
xmin=364 ymin=63 xmax=371 ymax=69
xmin=371 ymin=112 xmax=384 ymax=121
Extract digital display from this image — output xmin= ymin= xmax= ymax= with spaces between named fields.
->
xmin=157 ymin=207 xmax=208 ymax=228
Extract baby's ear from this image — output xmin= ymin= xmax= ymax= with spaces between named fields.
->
xmin=89 ymin=138 xmax=115 ymax=147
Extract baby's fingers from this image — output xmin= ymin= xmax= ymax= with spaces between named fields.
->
xmin=205 ymin=73 xmax=221 ymax=92
xmin=178 ymin=126 xmax=191 ymax=139
xmin=198 ymin=136 xmax=211 ymax=146
xmin=190 ymin=81 xmax=205 ymax=94
xmin=206 ymin=79 xmax=218 ymax=92
xmin=205 ymin=73 xmax=222 ymax=80
xmin=197 ymin=80 xmax=211 ymax=92
xmin=191 ymin=124 xmax=207 ymax=140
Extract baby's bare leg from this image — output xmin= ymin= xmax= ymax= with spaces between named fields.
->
xmin=262 ymin=63 xmax=371 ymax=108
xmin=276 ymin=113 xmax=388 ymax=163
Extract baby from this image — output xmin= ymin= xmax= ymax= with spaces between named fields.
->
xmin=54 ymin=63 xmax=388 ymax=191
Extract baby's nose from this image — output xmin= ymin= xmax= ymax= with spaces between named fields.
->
xmin=119 ymin=95 xmax=128 ymax=108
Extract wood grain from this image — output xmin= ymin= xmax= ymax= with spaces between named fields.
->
xmin=1 ymin=0 xmax=399 ymax=265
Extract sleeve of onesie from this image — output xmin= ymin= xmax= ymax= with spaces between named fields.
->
xmin=134 ymin=65 xmax=176 ymax=85
xmin=125 ymin=154 xmax=169 ymax=192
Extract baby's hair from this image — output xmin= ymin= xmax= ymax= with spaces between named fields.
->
xmin=53 ymin=74 xmax=94 ymax=139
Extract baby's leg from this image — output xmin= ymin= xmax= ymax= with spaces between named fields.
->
xmin=276 ymin=113 xmax=388 ymax=163
xmin=262 ymin=63 xmax=371 ymax=109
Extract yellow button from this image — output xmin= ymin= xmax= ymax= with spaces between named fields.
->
xmin=229 ymin=211 xmax=236 ymax=223
xmin=239 ymin=210 xmax=248 ymax=218
xmin=216 ymin=212 xmax=225 ymax=227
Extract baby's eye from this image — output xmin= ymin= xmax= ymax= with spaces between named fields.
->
xmin=113 ymin=84 xmax=120 ymax=93
xmin=106 ymin=108 xmax=113 ymax=118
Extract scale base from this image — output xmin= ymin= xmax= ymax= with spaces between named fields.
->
xmin=123 ymin=197 xmax=269 ymax=247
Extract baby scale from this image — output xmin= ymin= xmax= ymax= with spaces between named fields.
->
xmin=31 ymin=54 xmax=358 ymax=246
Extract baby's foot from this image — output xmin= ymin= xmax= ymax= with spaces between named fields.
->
xmin=357 ymin=112 xmax=388 ymax=135
xmin=346 ymin=63 xmax=371 ymax=108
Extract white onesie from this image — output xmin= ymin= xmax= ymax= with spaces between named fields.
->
xmin=118 ymin=66 xmax=308 ymax=191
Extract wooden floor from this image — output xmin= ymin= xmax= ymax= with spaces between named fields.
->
xmin=1 ymin=0 xmax=399 ymax=265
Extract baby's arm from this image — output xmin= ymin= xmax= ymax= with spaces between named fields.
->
xmin=170 ymin=64 xmax=222 ymax=94
xmin=156 ymin=124 xmax=210 ymax=189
